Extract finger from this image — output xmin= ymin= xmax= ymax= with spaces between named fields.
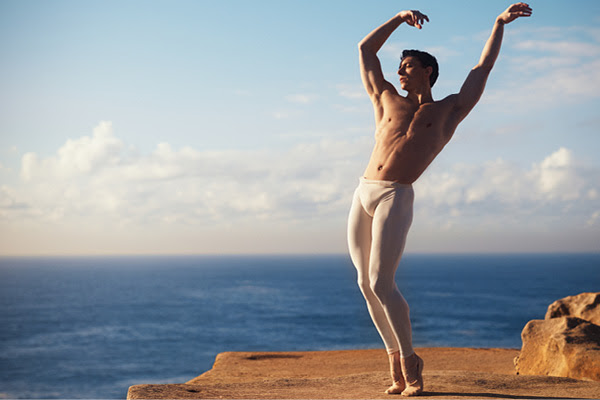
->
xmin=518 ymin=5 xmax=532 ymax=13
xmin=518 ymin=3 xmax=533 ymax=13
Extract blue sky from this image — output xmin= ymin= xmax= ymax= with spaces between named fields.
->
xmin=1 ymin=0 xmax=599 ymax=255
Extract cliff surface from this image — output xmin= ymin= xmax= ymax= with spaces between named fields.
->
xmin=127 ymin=347 xmax=600 ymax=399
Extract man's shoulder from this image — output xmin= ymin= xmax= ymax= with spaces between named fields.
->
xmin=378 ymin=90 xmax=413 ymax=111
xmin=380 ymin=88 xmax=405 ymax=101
xmin=427 ymin=94 xmax=461 ymax=115
xmin=433 ymin=94 xmax=459 ymax=106
xmin=430 ymin=94 xmax=469 ymax=131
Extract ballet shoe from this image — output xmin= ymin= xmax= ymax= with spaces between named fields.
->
xmin=385 ymin=381 xmax=405 ymax=394
xmin=385 ymin=351 xmax=405 ymax=394
xmin=400 ymin=353 xmax=424 ymax=396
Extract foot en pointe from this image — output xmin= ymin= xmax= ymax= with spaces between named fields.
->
xmin=385 ymin=352 xmax=424 ymax=396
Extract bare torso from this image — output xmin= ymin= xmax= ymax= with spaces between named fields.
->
xmin=358 ymin=5 xmax=531 ymax=185
xmin=364 ymin=91 xmax=461 ymax=184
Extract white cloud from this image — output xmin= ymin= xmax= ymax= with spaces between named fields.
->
xmin=588 ymin=210 xmax=600 ymax=227
xmin=336 ymin=83 xmax=367 ymax=100
xmin=414 ymin=147 xmax=599 ymax=230
xmin=272 ymin=109 xmax=304 ymax=119
xmin=534 ymin=147 xmax=585 ymax=200
xmin=508 ymin=25 xmax=600 ymax=46
xmin=21 ymin=121 xmax=124 ymax=181
xmin=9 ymin=122 xmax=370 ymax=230
xmin=513 ymin=39 xmax=600 ymax=57
xmin=285 ymin=93 xmax=318 ymax=104
xmin=483 ymin=26 xmax=600 ymax=109
xmin=2 ymin=122 xmax=598 ymax=254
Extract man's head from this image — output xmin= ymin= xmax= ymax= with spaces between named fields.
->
xmin=399 ymin=50 xmax=439 ymax=88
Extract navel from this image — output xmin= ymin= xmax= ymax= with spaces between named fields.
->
xmin=378 ymin=165 xmax=383 ymax=171
xmin=426 ymin=122 xmax=432 ymax=128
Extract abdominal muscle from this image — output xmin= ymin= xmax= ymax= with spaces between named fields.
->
xmin=363 ymin=133 xmax=442 ymax=185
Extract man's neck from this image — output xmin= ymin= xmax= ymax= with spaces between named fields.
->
xmin=406 ymin=87 xmax=433 ymax=105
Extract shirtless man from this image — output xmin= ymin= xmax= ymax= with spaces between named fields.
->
xmin=347 ymin=3 xmax=532 ymax=396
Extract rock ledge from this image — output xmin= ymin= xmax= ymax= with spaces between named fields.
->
xmin=127 ymin=348 xmax=600 ymax=399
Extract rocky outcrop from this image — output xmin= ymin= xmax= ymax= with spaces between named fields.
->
xmin=127 ymin=348 xmax=600 ymax=399
xmin=515 ymin=292 xmax=600 ymax=381
xmin=545 ymin=292 xmax=600 ymax=325
xmin=515 ymin=316 xmax=600 ymax=380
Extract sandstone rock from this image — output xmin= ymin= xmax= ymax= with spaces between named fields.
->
xmin=545 ymin=292 xmax=600 ymax=325
xmin=128 ymin=348 xmax=600 ymax=399
xmin=515 ymin=316 xmax=600 ymax=381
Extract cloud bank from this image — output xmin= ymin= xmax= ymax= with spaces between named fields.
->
xmin=1 ymin=121 xmax=598 ymax=254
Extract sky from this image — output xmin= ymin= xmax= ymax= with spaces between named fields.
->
xmin=1 ymin=0 xmax=599 ymax=255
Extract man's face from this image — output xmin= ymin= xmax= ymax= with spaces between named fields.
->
xmin=397 ymin=56 xmax=430 ymax=91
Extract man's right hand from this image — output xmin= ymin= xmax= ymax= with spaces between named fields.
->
xmin=398 ymin=10 xmax=429 ymax=29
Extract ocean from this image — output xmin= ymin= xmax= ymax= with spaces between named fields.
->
xmin=1 ymin=253 xmax=599 ymax=399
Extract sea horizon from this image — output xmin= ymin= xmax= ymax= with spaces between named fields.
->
xmin=2 ymin=250 xmax=599 ymax=258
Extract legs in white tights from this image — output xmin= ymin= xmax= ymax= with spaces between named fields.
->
xmin=347 ymin=177 xmax=414 ymax=357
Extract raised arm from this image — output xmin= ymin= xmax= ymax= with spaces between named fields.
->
xmin=454 ymin=3 xmax=532 ymax=119
xmin=358 ymin=10 xmax=429 ymax=99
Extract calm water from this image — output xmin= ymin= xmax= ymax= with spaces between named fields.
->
xmin=1 ymin=253 xmax=599 ymax=399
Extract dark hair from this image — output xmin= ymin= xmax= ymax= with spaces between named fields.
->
xmin=401 ymin=49 xmax=439 ymax=88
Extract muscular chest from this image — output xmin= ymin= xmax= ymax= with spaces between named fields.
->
xmin=376 ymin=102 xmax=446 ymax=144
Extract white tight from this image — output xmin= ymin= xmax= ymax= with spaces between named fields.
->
xmin=347 ymin=177 xmax=414 ymax=357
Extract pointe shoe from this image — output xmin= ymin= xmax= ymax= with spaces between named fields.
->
xmin=385 ymin=352 xmax=405 ymax=394
xmin=400 ymin=354 xmax=424 ymax=396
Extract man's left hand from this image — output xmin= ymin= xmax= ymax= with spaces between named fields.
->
xmin=497 ymin=2 xmax=532 ymax=25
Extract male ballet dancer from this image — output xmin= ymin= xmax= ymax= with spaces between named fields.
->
xmin=347 ymin=3 xmax=532 ymax=396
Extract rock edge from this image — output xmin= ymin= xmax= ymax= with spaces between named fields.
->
xmin=127 ymin=348 xmax=600 ymax=399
